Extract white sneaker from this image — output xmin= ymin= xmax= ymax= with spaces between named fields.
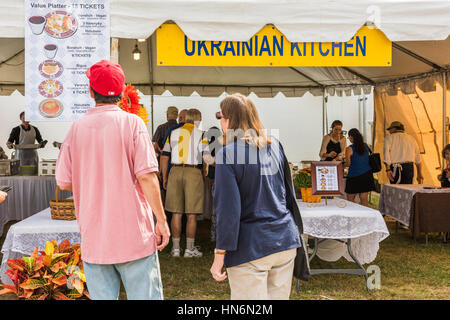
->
xmin=171 ymin=248 xmax=181 ymax=257
xmin=184 ymin=246 xmax=203 ymax=258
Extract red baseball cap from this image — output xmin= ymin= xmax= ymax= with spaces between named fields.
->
xmin=86 ymin=60 xmax=125 ymax=96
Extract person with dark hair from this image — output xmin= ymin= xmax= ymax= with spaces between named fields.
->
xmin=438 ymin=144 xmax=450 ymax=188
xmin=383 ymin=121 xmax=423 ymax=184
xmin=56 ymin=60 xmax=170 ymax=300
xmin=6 ymin=112 xmax=47 ymax=166
xmin=319 ymin=120 xmax=346 ymax=161
xmin=152 ymin=106 xmax=179 ymax=155
xmin=344 ymin=128 xmax=376 ymax=207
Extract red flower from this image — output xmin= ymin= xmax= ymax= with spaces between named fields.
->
xmin=118 ymin=84 xmax=141 ymax=115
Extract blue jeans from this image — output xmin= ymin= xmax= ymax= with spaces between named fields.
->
xmin=83 ymin=252 xmax=163 ymax=300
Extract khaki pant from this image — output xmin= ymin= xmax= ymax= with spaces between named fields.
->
xmin=226 ymin=248 xmax=297 ymax=300
xmin=165 ymin=166 xmax=204 ymax=214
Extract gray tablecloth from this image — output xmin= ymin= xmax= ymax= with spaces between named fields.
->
xmin=378 ymin=184 xmax=450 ymax=227
xmin=0 ymin=176 xmax=72 ymax=237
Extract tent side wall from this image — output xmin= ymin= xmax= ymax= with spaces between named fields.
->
xmin=373 ymin=75 xmax=450 ymax=186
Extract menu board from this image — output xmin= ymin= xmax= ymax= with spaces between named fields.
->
xmin=25 ymin=0 xmax=110 ymax=121
xmin=315 ymin=165 xmax=339 ymax=191
xmin=311 ymin=161 xmax=344 ymax=196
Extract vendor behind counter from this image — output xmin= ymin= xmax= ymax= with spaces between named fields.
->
xmin=6 ymin=111 xmax=47 ymax=167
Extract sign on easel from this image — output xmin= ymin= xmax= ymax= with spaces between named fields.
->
xmin=311 ymin=161 xmax=345 ymax=196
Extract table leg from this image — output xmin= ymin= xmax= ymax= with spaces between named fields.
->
xmin=297 ymin=237 xmax=319 ymax=293
xmin=425 ymin=234 xmax=428 ymax=245
xmin=346 ymin=238 xmax=370 ymax=291
xmin=298 ymin=237 xmax=370 ymax=292
xmin=309 ymin=237 xmax=319 ymax=263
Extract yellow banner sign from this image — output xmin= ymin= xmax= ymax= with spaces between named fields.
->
xmin=156 ymin=24 xmax=391 ymax=67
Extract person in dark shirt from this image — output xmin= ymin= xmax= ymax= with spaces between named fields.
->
xmin=210 ymin=93 xmax=300 ymax=300
xmin=6 ymin=112 xmax=46 ymax=166
xmin=438 ymin=144 xmax=450 ymax=188
xmin=152 ymin=106 xmax=179 ymax=155
xmin=344 ymin=128 xmax=376 ymax=207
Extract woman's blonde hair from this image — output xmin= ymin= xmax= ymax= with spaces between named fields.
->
xmin=220 ymin=93 xmax=271 ymax=148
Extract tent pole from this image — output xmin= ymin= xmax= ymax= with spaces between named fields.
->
xmin=443 ymin=72 xmax=447 ymax=169
xmin=147 ymin=36 xmax=155 ymax=136
xmin=322 ymin=89 xmax=328 ymax=136
xmin=110 ymin=38 xmax=119 ymax=63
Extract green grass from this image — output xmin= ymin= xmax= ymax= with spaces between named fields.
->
xmin=1 ymin=194 xmax=449 ymax=300
xmin=155 ymin=217 xmax=450 ymax=300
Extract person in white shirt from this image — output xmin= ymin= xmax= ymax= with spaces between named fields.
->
xmin=383 ymin=121 xmax=423 ymax=184
xmin=160 ymin=109 xmax=208 ymax=258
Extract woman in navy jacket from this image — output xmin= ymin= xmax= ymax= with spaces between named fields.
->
xmin=210 ymin=93 xmax=301 ymax=300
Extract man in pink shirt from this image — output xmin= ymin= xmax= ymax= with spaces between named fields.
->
xmin=56 ymin=60 xmax=170 ymax=300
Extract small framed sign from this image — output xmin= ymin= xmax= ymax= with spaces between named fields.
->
xmin=311 ymin=161 xmax=344 ymax=196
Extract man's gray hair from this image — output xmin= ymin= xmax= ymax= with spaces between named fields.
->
xmin=185 ymin=109 xmax=202 ymax=124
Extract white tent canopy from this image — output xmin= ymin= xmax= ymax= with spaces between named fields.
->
xmin=2 ymin=0 xmax=449 ymax=41
xmin=0 ymin=0 xmax=449 ymax=97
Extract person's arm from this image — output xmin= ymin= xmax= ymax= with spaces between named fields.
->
xmin=383 ymin=136 xmax=394 ymax=182
xmin=319 ymin=135 xmax=330 ymax=160
xmin=152 ymin=142 xmax=161 ymax=154
xmin=0 ymin=191 xmax=7 ymax=204
xmin=34 ymin=126 xmax=43 ymax=144
xmin=0 ymin=147 xmax=7 ymax=159
xmin=160 ymin=133 xmax=172 ymax=188
xmin=137 ymin=172 xmax=170 ymax=251
xmin=55 ymin=140 xmax=73 ymax=192
xmin=6 ymin=127 xmax=19 ymax=148
xmin=337 ymin=136 xmax=347 ymax=161
xmin=414 ymin=139 xmax=423 ymax=183
xmin=344 ymin=146 xmax=352 ymax=167
xmin=152 ymin=126 xmax=162 ymax=154
xmin=160 ymin=155 xmax=170 ymax=189
xmin=133 ymin=120 xmax=170 ymax=250
xmin=210 ymin=150 xmax=241 ymax=282
xmin=416 ymin=162 xmax=423 ymax=184
xmin=200 ymin=134 xmax=209 ymax=178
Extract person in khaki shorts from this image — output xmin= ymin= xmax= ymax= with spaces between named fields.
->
xmin=160 ymin=109 xmax=208 ymax=258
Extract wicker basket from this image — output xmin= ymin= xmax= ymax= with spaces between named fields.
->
xmin=50 ymin=187 xmax=76 ymax=220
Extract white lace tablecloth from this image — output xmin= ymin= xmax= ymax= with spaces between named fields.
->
xmin=378 ymin=184 xmax=450 ymax=227
xmin=298 ymin=199 xmax=389 ymax=265
xmin=1 ymin=207 xmax=80 ymax=285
